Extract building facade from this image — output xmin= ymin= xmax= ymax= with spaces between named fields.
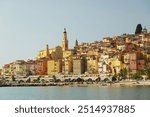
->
xmin=47 ymin=60 xmax=62 ymax=75
xmin=73 ymin=58 xmax=86 ymax=75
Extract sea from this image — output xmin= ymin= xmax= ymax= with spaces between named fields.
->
xmin=0 ymin=86 xmax=150 ymax=100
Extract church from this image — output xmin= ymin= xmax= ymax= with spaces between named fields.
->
xmin=36 ymin=28 xmax=74 ymax=60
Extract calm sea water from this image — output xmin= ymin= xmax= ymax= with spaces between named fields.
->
xmin=0 ymin=86 xmax=150 ymax=100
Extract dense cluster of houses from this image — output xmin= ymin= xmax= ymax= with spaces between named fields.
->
xmin=1 ymin=27 xmax=150 ymax=78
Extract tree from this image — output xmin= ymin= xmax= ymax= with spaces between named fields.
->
xmin=37 ymin=76 xmax=41 ymax=83
xmin=75 ymin=40 xmax=78 ymax=46
xmin=144 ymin=66 xmax=150 ymax=79
xmin=95 ymin=76 xmax=101 ymax=82
xmin=18 ymin=80 xmax=24 ymax=84
xmin=52 ymin=75 xmax=56 ymax=82
xmin=41 ymin=79 xmax=46 ymax=83
xmin=135 ymin=24 xmax=142 ymax=34
xmin=112 ymin=76 xmax=117 ymax=82
xmin=118 ymin=68 xmax=127 ymax=80
xmin=76 ymin=77 xmax=84 ymax=83
xmin=86 ymin=78 xmax=93 ymax=84
xmin=55 ymin=79 xmax=61 ymax=82
xmin=131 ymin=71 xmax=143 ymax=80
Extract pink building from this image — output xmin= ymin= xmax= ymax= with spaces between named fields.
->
xmin=129 ymin=52 xmax=145 ymax=73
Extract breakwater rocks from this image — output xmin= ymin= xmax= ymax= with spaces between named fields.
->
xmin=0 ymin=83 xmax=68 ymax=87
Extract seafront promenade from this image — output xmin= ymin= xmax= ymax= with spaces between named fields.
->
xmin=1 ymin=74 xmax=150 ymax=87
xmin=1 ymin=81 xmax=150 ymax=87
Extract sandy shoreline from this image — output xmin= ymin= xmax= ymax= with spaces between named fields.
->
xmin=104 ymin=81 xmax=150 ymax=88
xmin=67 ymin=81 xmax=150 ymax=88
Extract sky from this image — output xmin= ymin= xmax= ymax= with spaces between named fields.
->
xmin=0 ymin=0 xmax=150 ymax=67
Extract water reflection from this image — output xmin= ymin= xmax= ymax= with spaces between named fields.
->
xmin=0 ymin=86 xmax=150 ymax=100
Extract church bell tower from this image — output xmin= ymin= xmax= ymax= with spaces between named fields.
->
xmin=62 ymin=28 xmax=68 ymax=51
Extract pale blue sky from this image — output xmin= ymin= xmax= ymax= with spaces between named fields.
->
xmin=0 ymin=0 xmax=150 ymax=67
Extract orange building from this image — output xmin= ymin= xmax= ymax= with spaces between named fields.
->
xmin=35 ymin=58 xmax=48 ymax=75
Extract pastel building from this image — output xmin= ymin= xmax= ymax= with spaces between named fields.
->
xmin=35 ymin=59 xmax=48 ymax=75
xmin=47 ymin=60 xmax=62 ymax=75
xmin=129 ymin=52 xmax=145 ymax=73
xmin=98 ymin=54 xmax=109 ymax=73
xmin=2 ymin=64 xmax=11 ymax=77
xmin=26 ymin=60 xmax=36 ymax=75
xmin=13 ymin=60 xmax=27 ymax=77
xmin=37 ymin=45 xmax=63 ymax=60
xmin=108 ymin=57 xmax=122 ymax=75
xmin=73 ymin=57 xmax=86 ymax=75
xmin=87 ymin=55 xmax=98 ymax=74
xmin=63 ymin=57 xmax=73 ymax=75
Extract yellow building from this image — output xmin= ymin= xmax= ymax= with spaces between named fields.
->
xmin=51 ymin=46 xmax=63 ymax=60
xmin=2 ymin=64 xmax=11 ymax=77
xmin=63 ymin=50 xmax=74 ymax=58
xmin=117 ymin=45 xmax=125 ymax=51
xmin=131 ymin=40 xmax=140 ymax=46
xmin=123 ymin=53 xmax=130 ymax=64
xmin=37 ymin=45 xmax=63 ymax=60
xmin=87 ymin=56 xmax=98 ymax=74
xmin=37 ymin=45 xmax=55 ymax=59
xmin=107 ymin=48 xmax=117 ymax=53
xmin=63 ymin=57 xmax=73 ymax=75
xmin=146 ymin=53 xmax=150 ymax=65
xmin=47 ymin=60 xmax=62 ymax=75
xmin=125 ymin=37 xmax=130 ymax=43
xmin=108 ymin=58 xmax=122 ymax=75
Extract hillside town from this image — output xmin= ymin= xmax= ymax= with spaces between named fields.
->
xmin=0 ymin=24 xmax=150 ymax=85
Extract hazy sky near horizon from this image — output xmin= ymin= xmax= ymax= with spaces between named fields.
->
xmin=0 ymin=0 xmax=150 ymax=67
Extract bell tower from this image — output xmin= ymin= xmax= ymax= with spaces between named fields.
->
xmin=62 ymin=28 xmax=68 ymax=51
xmin=46 ymin=44 xmax=49 ymax=57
